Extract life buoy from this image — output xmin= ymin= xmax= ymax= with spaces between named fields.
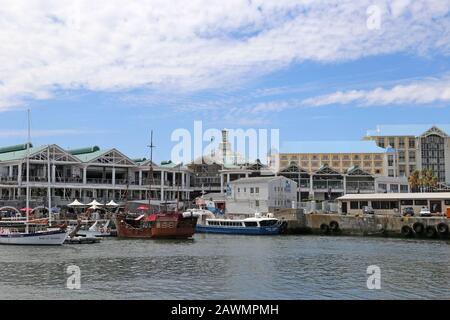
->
xmin=436 ymin=223 xmax=449 ymax=235
xmin=320 ymin=223 xmax=330 ymax=234
xmin=329 ymin=221 xmax=339 ymax=232
xmin=401 ymin=225 xmax=413 ymax=237
xmin=425 ymin=226 xmax=437 ymax=238
xmin=412 ymin=222 xmax=425 ymax=235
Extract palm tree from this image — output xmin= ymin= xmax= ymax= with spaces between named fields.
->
xmin=409 ymin=169 xmax=438 ymax=192
xmin=408 ymin=170 xmax=420 ymax=192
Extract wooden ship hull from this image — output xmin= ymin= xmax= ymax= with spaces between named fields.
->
xmin=114 ymin=213 xmax=197 ymax=239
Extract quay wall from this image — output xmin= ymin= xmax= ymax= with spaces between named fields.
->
xmin=274 ymin=209 xmax=450 ymax=239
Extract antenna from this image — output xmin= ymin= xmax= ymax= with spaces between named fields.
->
xmin=147 ymin=130 xmax=155 ymax=215
xmin=26 ymin=109 xmax=31 ymax=234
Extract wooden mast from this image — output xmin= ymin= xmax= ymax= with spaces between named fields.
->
xmin=147 ymin=130 xmax=155 ymax=215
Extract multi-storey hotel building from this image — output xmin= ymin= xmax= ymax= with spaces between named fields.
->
xmin=364 ymin=125 xmax=450 ymax=184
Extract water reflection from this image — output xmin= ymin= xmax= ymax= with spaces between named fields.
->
xmin=0 ymin=235 xmax=448 ymax=299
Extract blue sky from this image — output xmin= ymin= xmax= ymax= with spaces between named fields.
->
xmin=0 ymin=1 xmax=449 ymax=162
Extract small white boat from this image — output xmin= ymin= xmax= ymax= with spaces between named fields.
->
xmin=67 ymin=219 xmax=114 ymax=237
xmin=0 ymin=225 xmax=67 ymax=245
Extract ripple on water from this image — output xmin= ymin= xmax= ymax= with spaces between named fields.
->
xmin=0 ymin=235 xmax=448 ymax=299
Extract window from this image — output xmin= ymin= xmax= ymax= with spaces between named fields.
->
xmin=399 ymin=138 xmax=405 ymax=149
xmin=388 ymin=155 xmax=394 ymax=167
xmin=401 ymin=200 xmax=413 ymax=205
xmin=244 ymin=221 xmax=258 ymax=227
xmin=243 ymin=188 xmax=246 ymax=193
xmin=390 ymin=184 xmax=399 ymax=192
xmin=388 ymin=137 xmax=395 ymax=147
xmin=388 ymin=169 xmax=394 ymax=177
xmin=414 ymin=200 xmax=428 ymax=206
xmin=400 ymin=185 xmax=409 ymax=193
xmin=255 ymin=187 xmax=259 ymax=193
xmin=408 ymin=151 xmax=416 ymax=162
xmin=445 ymin=200 xmax=450 ymax=205
xmin=398 ymin=151 xmax=405 ymax=162
xmin=250 ymin=187 xmax=254 ymax=194
xmin=408 ymin=138 xmax=415 ymax=149
xmin=359 ymin=201 xmax=368 ymax=209
xmin=372 ymin=201 xmax=398 ymax=209
xmin=350 ymin=201 xmax=359 ymax=209
xmin=378 ymin=138 xmax=385 ymax=148
xmin=237 ymin=188 xmax=240 ymax=193
xmin=255 ymin=200 xmax=259 ymax=207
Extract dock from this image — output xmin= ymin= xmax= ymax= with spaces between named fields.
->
xmin=64 ymin=236 xmax=101 ymax=244
xmin=275 ymin=209 xmax=450 ymax=239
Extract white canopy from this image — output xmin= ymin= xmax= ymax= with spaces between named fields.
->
xmin=67 ymin=199 xmax=85 ymax=207
xmin=105 ymin=200 xmax=119 ymax=207
xmin=87 ymin=199 xmax=103 ymax=206
xmin=89 ymin=204 xmax=100 ymax=210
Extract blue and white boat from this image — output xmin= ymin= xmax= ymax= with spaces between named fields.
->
xmin=188 ymin=209 xmax=286 ymax=235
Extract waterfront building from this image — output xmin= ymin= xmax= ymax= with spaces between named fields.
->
xmin=364 ymin=124 xmax=450 ymax=184
xmin=337 ymin=192 xmax=450 ymax=216
xmin=0 ymin=144 xmax=194 ymax=208
xmin=225 ymin=176 xmax=297 ymax=216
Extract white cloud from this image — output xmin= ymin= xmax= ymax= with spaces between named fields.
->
xmin=0 ymin=0 xmax=450 ymax=110
xmin=302 ymin=76 xmax=450 ymax=106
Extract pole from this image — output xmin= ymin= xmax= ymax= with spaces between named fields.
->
xmin=47 ymin=146 xmax=52 ymax=224
xmin=26 ymin=109 xmax=30 ymax=233
xmin=147 ymin=130 xmax=155 ymax=215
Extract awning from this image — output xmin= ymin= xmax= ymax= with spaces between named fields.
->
xmin=105 ymin=200 xmax=119 ymax=207
xmin=67 ymin=199 xmax=86 ymax=207
xmin=87 ymin=200 xmax=103 ymax=206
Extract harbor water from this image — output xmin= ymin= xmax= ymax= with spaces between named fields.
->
xmin=0 ymin=235 xmax=449 ymax=299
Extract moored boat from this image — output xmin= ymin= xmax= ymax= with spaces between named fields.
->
xmin=194 ymin=211 xmax=286 ymax=235
xmin=114 ymin=211 xmax=197 ymax=239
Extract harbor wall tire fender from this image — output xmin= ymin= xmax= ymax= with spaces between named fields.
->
xmin=329 ymin=221 xmax=339 ymax=231
xmin=412 ymin=222 xmax=425 ymax=234
xmin=425 ymin=226 xmax=437 ymax=238
xmin=320 ymin=223 xmax=330 ymax=234
xmin=436 ymin=223 xmax=449 ymax=235
xmin=401 ymin=225 xmax=413 ymax=237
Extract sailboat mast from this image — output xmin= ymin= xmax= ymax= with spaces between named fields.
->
xmin=26 ymin=109 xmax=30 ymax=233
xmin=147 ymin=130 xmax=155 ymax=215
xmin=47 ymin=146 xmax=52 ymax=224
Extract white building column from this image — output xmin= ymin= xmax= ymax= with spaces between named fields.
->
xmin=309 ymin=175 xmax=313 ymax=198
xmin=139 ymin=170 xmax=143 ymax=186
xmin=51 ymin=164 xmax=56 ymax=183
xmin=18 ymin=163 xmax=22 ymax=185
xmin=343 ymin=175 xmax=347 ymax=194
xmin=8 ymin=165 xmax=13 ymax=177
xmin=83 ymin=166 xmax=87 ymax=184
xmin=182 ymin=172 xmax=186 ymax=188
xmin=220 ymin=174 xmax=224 ymax=194
xmin=172 ymin=171 xmax=176 ymax=187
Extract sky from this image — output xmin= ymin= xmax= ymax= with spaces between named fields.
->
xmin=0 ymin=0 xmax=449 ymax=162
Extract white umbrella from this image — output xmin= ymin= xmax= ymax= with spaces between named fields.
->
xmin=89 ymin=204 xmax=100 ymax=210
xmin=68 ymin=199 xmax=86 ymax=207
xmin=105 ymin=200 xmax=119 ymax=207
xmin=87 ymin=199 xmax=103 ymax=206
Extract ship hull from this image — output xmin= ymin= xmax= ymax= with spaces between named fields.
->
xmin=196 ymin=224 xmax=281 ymax=235
xmin=0 ymin=229 xmax=67 ymax=245
xmin=114 ymin=215 xmax=197 ymax=239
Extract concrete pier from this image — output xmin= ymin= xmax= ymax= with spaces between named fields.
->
xmin=275 ymin=209 xmax=450 ymax=239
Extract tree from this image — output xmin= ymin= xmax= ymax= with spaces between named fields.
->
xmin=408 ymin=169 xmax=438 ymax=192
xmin=408 ymin=169 xmax=420 ymax=192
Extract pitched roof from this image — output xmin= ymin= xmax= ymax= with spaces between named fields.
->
xmin=366 ymin=124 xmax=450 ymax=137
xmin=0 ymin=145 xmax=48 ymax=162
xmin=74 ymin=149 xmax=112 ymax=162
xmin=230 ymin=176 xmax=288 ymax=184
xmin=281 ymin=140 xmax=385 ymax=154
